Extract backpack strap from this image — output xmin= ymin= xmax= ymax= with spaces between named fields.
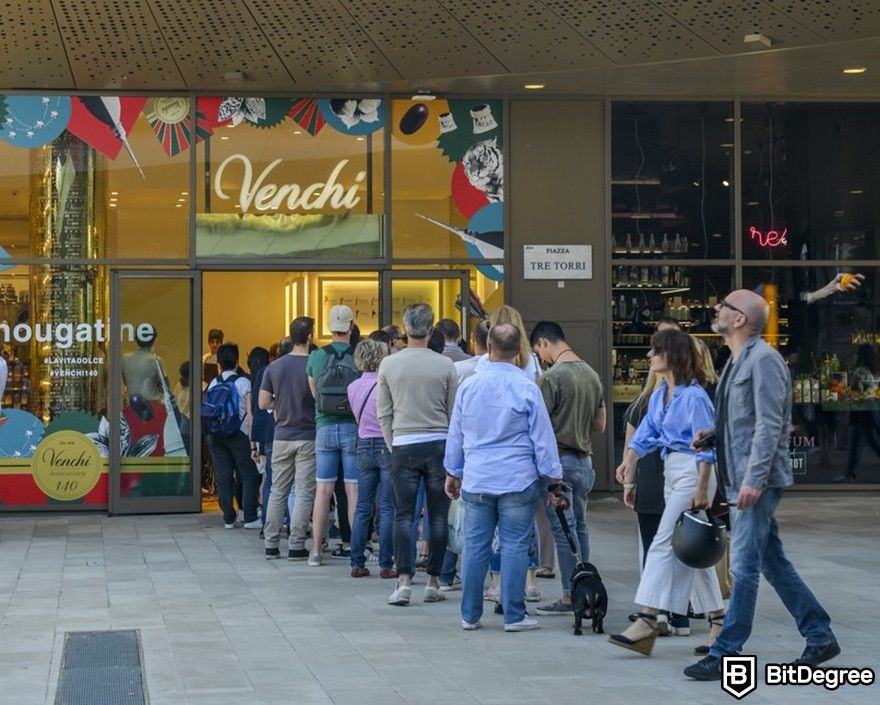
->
xmin=322 ymin=344 xmax=355 ymax=360
xmin=355 ymin=382 xmax=378 ymax=426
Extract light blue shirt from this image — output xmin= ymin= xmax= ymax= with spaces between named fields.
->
xmin=628 ymin=381 xmax=715 ymax=464
xmin=444 ymin=361 xmax=563 ymax=494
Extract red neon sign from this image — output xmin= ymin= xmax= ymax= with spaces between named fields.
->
xmin=749 ymin=226 xmax=788 ymax=248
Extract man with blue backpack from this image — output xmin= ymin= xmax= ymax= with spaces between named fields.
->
xmin=203 ymin=343 xmax=261 ymax=530
xmin=306 ymin=305 xmax=361 ymax=566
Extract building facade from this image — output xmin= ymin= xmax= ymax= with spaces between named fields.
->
xmin=0 ymin=93 xmax=877 ymax=514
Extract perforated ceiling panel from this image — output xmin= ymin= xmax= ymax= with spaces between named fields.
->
xmin=765 ymin=1 xmax=880 ymax=41
xmin=51 ymin=0 xmax=183 ymax=89
xmin=439 ymin=0 xmax=611 ymax=73
xmin=542 ymin=0 xmax=718 ymax=65
xmin=145 ymin=0 xmax=292 ymax=89
xmin=337 ymin=0 xmax=505 ymax=79
xmin=651 ymin=1 xmax=824 ymax=53
xmin=0 ymin=0 xmax=73 ymax=88
xmin=244 ymin=0 xmax=400 ymax=84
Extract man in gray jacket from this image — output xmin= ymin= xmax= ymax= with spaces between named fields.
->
xmin=378 ymin=303 xmax=458 ymax=606
xmin=685 ymin=289 xmax=838 ymax=681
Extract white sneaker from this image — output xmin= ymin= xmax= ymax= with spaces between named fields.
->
xmin=224 ymin=523 xmax=236 ymax=530
xmin=424 ymin=585 xmax=446 ymax=603
xmin=388 ymin=585 xmax=411 ymax=606
xmin=504 ymin=617 xmax=541 ymax=632
xmin=439 ymin=576 xmax=462 ymax=592
xmin=461 ymin=620 xmax=480 ymax=631
xmin=525 ymin=585 xmax=542 ymax=602
xmin=308 ymin=551 xmax=322 ymax=567
xmin=243 ymin=520 xmax=262 ymax=530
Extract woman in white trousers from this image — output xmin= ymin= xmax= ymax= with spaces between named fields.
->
xmin=609 ymin=328 xmax=724 ymax=656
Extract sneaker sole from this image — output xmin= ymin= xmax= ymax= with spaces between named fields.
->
xmin=265 ymin=553 xmax=281 ymax=560
xmin=424 ymin=595 xmax=446 ymax=603
xmin=439 ymin=586 xmax=461 ymax=592
xmin=462 ymin=623 xmax=480 ymax=631
xmin=535 ymin=610 xmax=572 ymax=616
xmin=505 ymin=624 xmax=540 ymax=632
xmin=388 ymin=599 xmax=410 ymax=606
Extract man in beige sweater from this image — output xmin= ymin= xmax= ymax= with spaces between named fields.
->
xmin=377 ymin=303 xmax=458 ymax=606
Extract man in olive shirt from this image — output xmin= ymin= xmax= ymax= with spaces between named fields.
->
xmin=529 ymin=321 xmax=606 ymax=616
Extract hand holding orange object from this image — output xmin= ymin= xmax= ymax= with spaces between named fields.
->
xmin=837 ymin=272 xmax=864 ymax=291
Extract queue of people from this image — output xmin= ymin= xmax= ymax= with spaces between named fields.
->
xmin=201 ymin=290 xmax=839 ymax=681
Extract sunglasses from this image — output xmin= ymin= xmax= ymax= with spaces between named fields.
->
xmin=718 ymin=299 xmax=745 ymax=315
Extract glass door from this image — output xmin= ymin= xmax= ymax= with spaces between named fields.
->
xmin=382 ymin=270 xmax=471 ymax=341
xmin=109 ymin=271 xmax=201 ymax=514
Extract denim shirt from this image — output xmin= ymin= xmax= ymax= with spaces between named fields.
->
xmin=628 ymin=381 xmax=715 ymax=464
xmin=444 ymin=361 xmax=562 ymax=494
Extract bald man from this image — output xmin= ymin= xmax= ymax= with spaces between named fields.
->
xmin=684 ymin=289 xmax=838 ymax=681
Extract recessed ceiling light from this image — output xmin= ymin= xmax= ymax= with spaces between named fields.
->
xmin=175 ymin=203 xmax=182 ymax=208
xmin=720 ymin=143 xmax=734 ymax=148
xmin=747 ymin=200 xmax=759 ymax=206
xmin=110 ymin=191 xmax=119 ymax=196
xmin=220 ymin=135 xmax=229 ymax=140
xmin=356 ymin=136 xmax=365 ymax=141
xmin=294 ymin=130 xmax=302 ymax=135
xmin=850 ymin=189 xmax=864 ymax=194
xmin=234 ymin=204 xmax=240 ymax=209
xmin=833 ymin=210 xmax=845 ymax=216
xmin=843 ymin=66 xmax=867 ymax=75
xmin=109 ymin=203 xmax=117 ymax=208
xmin=722 ymin=179 xmax=730 ymax=187
xmin=412 ymin=90 xmax=436 ymax=101
xmin=180 ymin=191 xmax=188 ymax=196
xmin=523 ymin=83 xmax=545 ymax=90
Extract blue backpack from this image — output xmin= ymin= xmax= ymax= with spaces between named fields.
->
xmin=201 ymin=374 xmax=242 ymax=436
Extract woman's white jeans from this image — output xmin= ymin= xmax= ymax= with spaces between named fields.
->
xmin=634 ymin=451 xmax=723 ymax=615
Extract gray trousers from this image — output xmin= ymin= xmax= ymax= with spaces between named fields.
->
xmin=264 ymin=439 xmax=316 ymax=550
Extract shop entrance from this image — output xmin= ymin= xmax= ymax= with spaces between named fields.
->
xmin=198 ymin=268 xmax=470 ymax=511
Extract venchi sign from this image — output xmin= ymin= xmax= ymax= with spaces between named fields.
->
xmin=214 ymin=154 xmax=366 ymax=214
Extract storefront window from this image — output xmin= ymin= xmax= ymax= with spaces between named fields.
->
xmin=0 ymin=95 xmax=190 ymax=259
xmin=195 ymin=97 xmax=385 ymax=260
xmin=742 ymin=103 xmax=880 ymax=261
xmin=611 ymin=102 xmax=734 ymax=260
xmin=391 ymin=98 xmax=504 ymax=281
xmin=743 ymin=266 xmax=880 ymax=484
xmin=0 ymin=263 xmax=111 ymax=507
xmin=611 ymin=265 xmax=733 ymax=468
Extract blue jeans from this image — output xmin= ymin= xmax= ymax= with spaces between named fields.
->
xmin=350 ymin=438 xmax=394 ymax=570
xmin=490 ymin=525 xmax=539 ymax=571
xmin=544 ymin=453 xmax=595 ymax=597
xmin=316 ymin=423 xmax=358 ymax=483
xmin=710 ymin=488 xmax=835 ymax=656
xmin=439 ymin=549 xmax=459 ymax=586
xmin=461 ymin=480 xmax=540 ymax=625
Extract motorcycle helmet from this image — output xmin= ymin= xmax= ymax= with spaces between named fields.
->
xmin=672 ymin=510 xmax=726 ymax=569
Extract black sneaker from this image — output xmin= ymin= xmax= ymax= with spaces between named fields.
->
xmin=330 ymin=545 xmax=351 ymax=560
xmin=287 ymin=548 xmax=309 ymax=561
xmin=683 ymin=655 xmax=722 ymax=681
xmin=793 ymin=640 xmax=840 ymax=666
xmin=536 ymin=599 xmax=573 ymax=616
xmin=265 ymin=547 xmax=281 ymax=560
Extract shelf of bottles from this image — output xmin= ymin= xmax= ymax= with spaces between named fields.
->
xmin=610 ymin=265 xmax=737 ymax=403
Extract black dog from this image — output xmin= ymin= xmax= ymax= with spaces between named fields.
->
xmin=570 ymin=561 xmax=607 ymax=635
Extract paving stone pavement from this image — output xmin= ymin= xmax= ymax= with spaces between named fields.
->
xmin=0 ymin=494 xmax=877 ymax=705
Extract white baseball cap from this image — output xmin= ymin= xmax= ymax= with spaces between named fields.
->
xmin=328 ymin=304 xmax=354 ymax=333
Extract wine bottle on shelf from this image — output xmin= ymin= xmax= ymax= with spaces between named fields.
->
xmin=651 ymin=267 xmax=660 ymax=286
xmin=618 ymin=294 xmax=628 ymax=320
xmin=611 ymin=233 xmax=618 ymax=252
xmin=640 ymin=267 xmax=649 ymax=284
xmin=648 ymin=232 xmax=657 ymax=254
xmin=625 ymin=233 xmax=633 ymax=254
xmin=618 ymin=266 xmax=628 ymax=285
xmin=661 ymin=232 xmax=670 ymax=254
xmin=637 ymin=233 xmax=646 ymax=254
xmin=661 ymin=265 xmax=670 ymax=286
xmin=681 ymin=235 xmax=689 ymax=254
xmin=630 ymin=266 xmax=639 ymax=284
xmin=673 ymin=233 xmax=682 ymax=253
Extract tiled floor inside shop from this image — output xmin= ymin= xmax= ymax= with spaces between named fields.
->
xmin=0 ymin=495 xmax=877 ymax=705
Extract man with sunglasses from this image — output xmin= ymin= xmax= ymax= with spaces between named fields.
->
xmin=684 ymin=289 xmax=839 ymax=681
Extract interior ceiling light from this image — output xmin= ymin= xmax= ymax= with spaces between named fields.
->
xmin=843 ymin=67 xmax=867 ymax=75
xmin=412 ymin=90 xmax=436 ymax=101
xmin=722 ymin=179 xmax=730 ymax=187
xmin=523 ymin=83 xmax=545 ymax=90
xmin=223 ymin=69 xmax=247 ymax=82
xmin=850 ymin=189 xmax=864 ymax=194
xmin=744 ymin=32 xmax=772 ymax=48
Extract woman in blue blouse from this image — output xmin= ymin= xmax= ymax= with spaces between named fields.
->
xmin=609 ymin=329 xmax=724 ymax=656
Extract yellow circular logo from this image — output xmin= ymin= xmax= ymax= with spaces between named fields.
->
xmin=153 ymin=97 xmax=189 ymax=124
xmin=31 ymin=430 xmax=102 ymax=502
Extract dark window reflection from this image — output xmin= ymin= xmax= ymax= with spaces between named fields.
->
xmin=744 ymin=266 xmax=880 ymax=484
xmin=611 ymin=102 xmax=734 ymax=260
xmin=742 ymin=103 xmax=880 ymax=260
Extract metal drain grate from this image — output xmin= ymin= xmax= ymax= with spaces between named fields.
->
xmin=56 ymin=631 xmax=146 ymax=705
